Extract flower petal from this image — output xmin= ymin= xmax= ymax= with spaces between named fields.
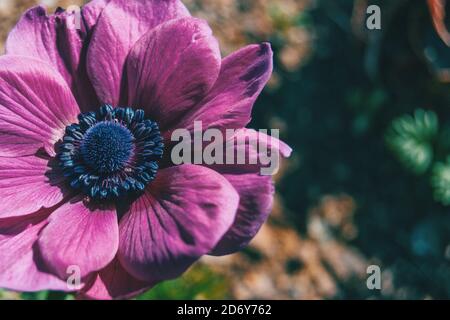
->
xmin=0 ymin=56 xmax=79 ymax=157
xmin=6 ymin=5 xmax=101 ymax=111
xmin=207 ymin=130 xmax=291 ymax=255
xmin=87 ymin=0 xmax=190 ymax=105
xmin=82 ymin=0 xmax=111 ymax=32
xmin=206 ymin=129 xmax=292 ymax=174
xmin=210 ymin=174 xmax=274 ymax=256
xmin=79 ymin=258 xmax=152 ymax=300
xmin=0 ymin=210 xmax=69 ymax=292
xmin=0 ymin=156 xmax=67 ymax=218
xmin=38 ymin=200 xmax=118 ymax=280
xmin=177 ymin=43 xmax=273 ymax=132
xmin=118 ymin=165 xmax=239 ymax=282
xmin=127 ymin=17 xmax=221 ymax=131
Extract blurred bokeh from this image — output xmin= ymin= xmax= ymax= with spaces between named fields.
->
xmin=0 ymin=0 xmax=449 ymax=300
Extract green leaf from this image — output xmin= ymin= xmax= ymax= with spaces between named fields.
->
xmin=386 ymin=109 xmax=438 ymax=175
xmin=431 ymin=157 xmax=450 ymax=205
xmin=137 ymin=264 xmax=230 ymax=300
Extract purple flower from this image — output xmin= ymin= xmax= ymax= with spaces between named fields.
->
xmin=0 ymin=0 xmax=291 ymax=299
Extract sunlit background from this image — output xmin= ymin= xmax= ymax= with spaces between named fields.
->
xmin=0 ymin=0 xmax=449 ymax=300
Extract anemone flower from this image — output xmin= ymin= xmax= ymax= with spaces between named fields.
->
xmin=0 ymin=0 xmax=291 ymax=299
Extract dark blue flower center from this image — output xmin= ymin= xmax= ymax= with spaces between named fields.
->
xmin=80 ymin=122 xmax=134 ymax=174
xmin=58 ymin=105 xmax=164 ymax=201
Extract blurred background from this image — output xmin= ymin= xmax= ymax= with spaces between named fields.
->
xmin=0 ymin=0 xmax=449 ymax=300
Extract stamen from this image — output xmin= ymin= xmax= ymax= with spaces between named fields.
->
xmin=80 ymin=122 xmax=134 ymax=174
xmin=58 ymin=105 xmax=164 ymax=200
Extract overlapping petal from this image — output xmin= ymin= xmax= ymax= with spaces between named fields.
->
xmin=117 ymin=165 xmax=239 ymax=282
xmin=210 ymin=174 xmax=274 ymax=256
xmin=177 ymin=43 xmax=274 ymax=133
xmin=5 ymin=4 xmax=103 ymax=110
xmin=127 ymin=17 xmax=221 ymax=131
xmin=0 ymin=156 xmax=67 ymax=218
xmin=207 ymin=129 xmax=291 ymax=255
xmin=0 ymin=56 xmax=80 ymax=157
xmin=87 ymin=0 xmax=190 ymax=105
xmin=207 ymin=129 xmax=292 ymax=174
xmin=38 ymin=200 xmax=118 ymax=280
xmin=0 ymin=210 xmax=69 ymax=292
xmin=82 ymin=0 xmax=111 ymax=32
xmin=80 ymin=258 xmax=152 ymax=300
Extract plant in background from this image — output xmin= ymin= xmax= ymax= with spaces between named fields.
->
xmin=431 ymin=157 xmax=450 ymax=205
xmin=0 ymin=0 xmax=291 ymax=299
xmin=386 ymin=109 xmax=439 ymax=175
xmin=386 ymin=108 xmax=450 ymax=206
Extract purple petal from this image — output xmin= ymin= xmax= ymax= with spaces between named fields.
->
xmin=38 ymin=200 xmax=118 ymax=279
xmin=210 ymin=174 xmax=274 ymax=256
xmin=80 ymin=258 xmax=153 ymax=300
xmin=207 ymin=129 xmax=292 ymax=174
xmin=87 ymin=0 xmax=190 ymax=105
xmin=6 ymin=5 xmax=102 ymax=111
xmin=0 ymin=156 xmax=67 ymax=218
xmin=0 ymin=56 xmax=80 ymax=157
xmin=177 ymin=43 xmax=273 ymax=132
xmin=0 ymin=210 xmax=69 ymax=292
xmin=207 ymin=130 xmax=291 ymax=255
xmin=127 ymin=17 xmax=221 ymax=131
xmin=118 ymin=165 xmax=239 ymax=282
xmin=82 ymin=0 xmax=111 ymax=32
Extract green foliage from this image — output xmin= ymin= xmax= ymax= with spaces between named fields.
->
xmin=137 ymin=264 xmax=231 ymax=300
xmin=20 ymin=291 xmax=73 ymax=300
xmin=386 ymin=109 xmax=438 ymax=175
xmin=385 ymin=110 xmax=450 ymax=206
xmin=431 ymin=157 xmax=450 ymax=205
